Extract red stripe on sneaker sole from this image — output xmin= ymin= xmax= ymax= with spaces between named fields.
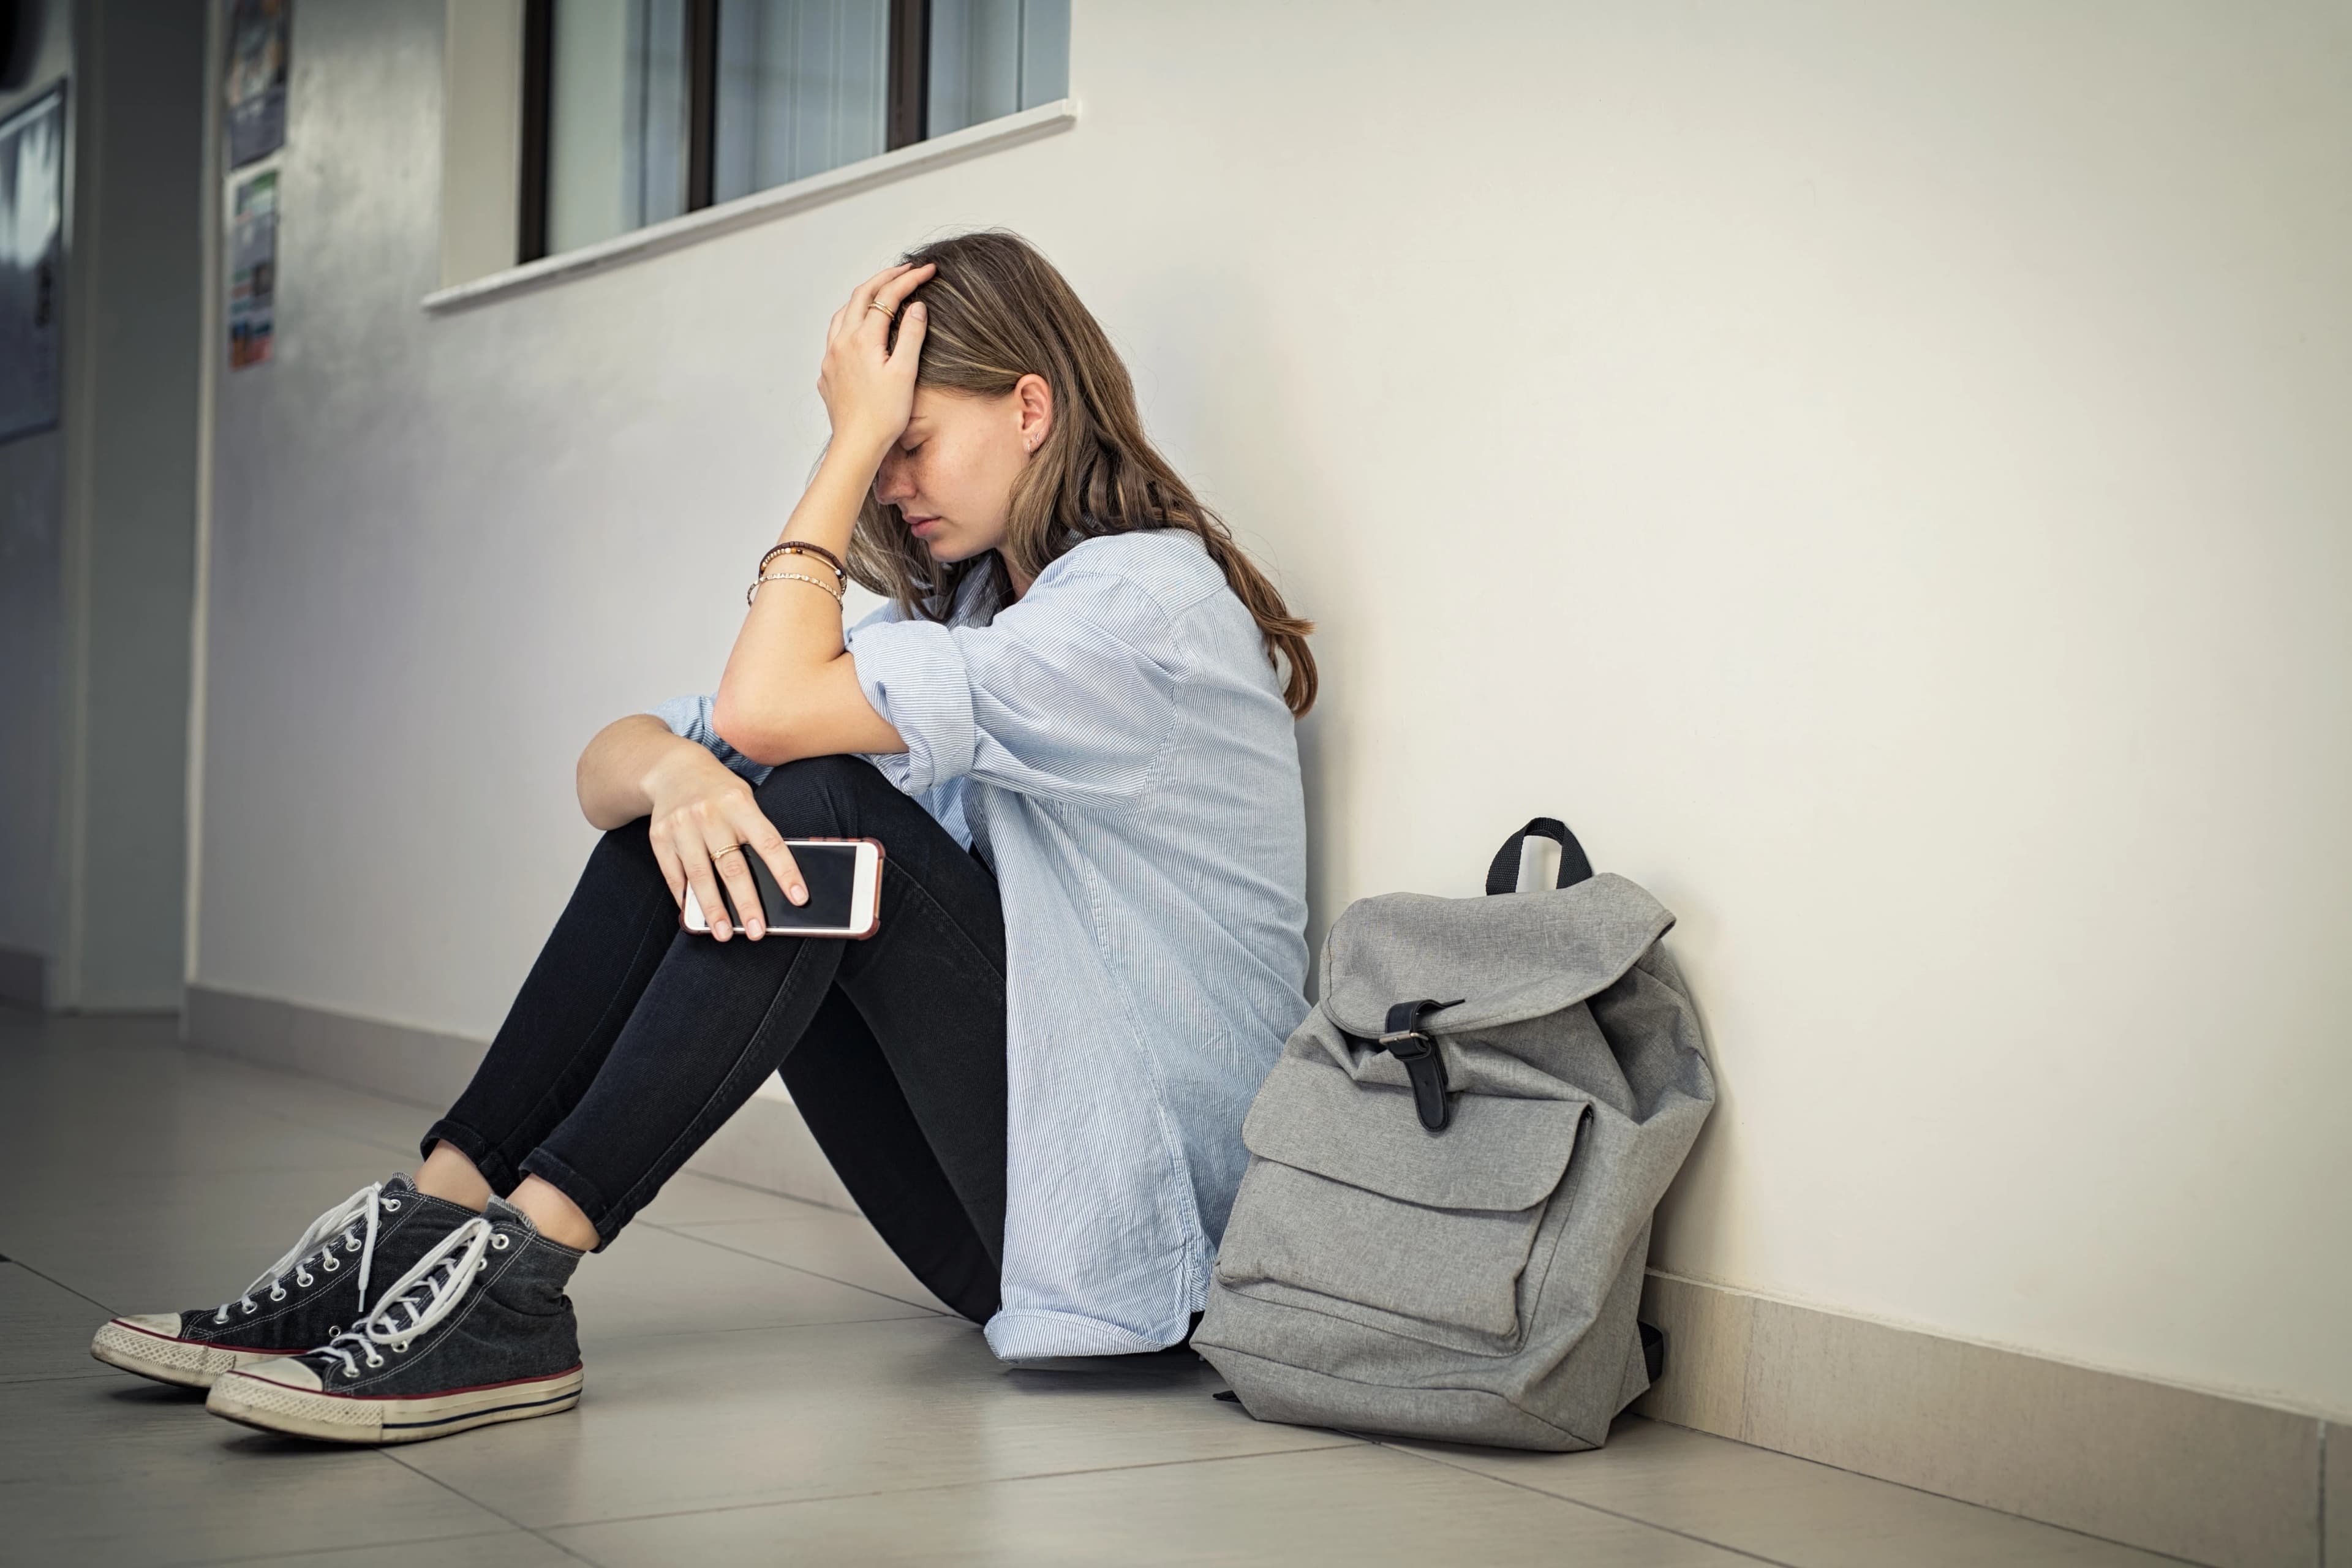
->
xmin=109 ymin=1319 xmax=284 ymax=1356
xmin=238 ymin=1363 xmax=587 ymax=1401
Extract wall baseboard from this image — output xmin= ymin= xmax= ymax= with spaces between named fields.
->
xmin=181 ymin=983 xmax=2327 ymax=1567
xmin=181 ymin=983 xmax=856 ymax=1213
xmin=1634 ymin=1271 xmax=2330 ymax=1568
xmin=0 ymin=946 xmax=46 ymax=1009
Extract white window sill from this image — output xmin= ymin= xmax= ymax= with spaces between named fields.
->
xmin=423 ymin=97 xmax=1079 ymax=314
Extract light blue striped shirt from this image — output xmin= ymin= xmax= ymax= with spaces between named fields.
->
xmin=657 ymin=531 xmax=1311 ymax=1357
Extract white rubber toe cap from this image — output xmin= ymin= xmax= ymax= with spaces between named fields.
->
xmin=114 ymin=1313 xmax=184 ymax=1336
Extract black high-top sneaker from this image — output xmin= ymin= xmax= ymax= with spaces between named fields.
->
xmin=90 ymin=1174 xmax=479 ymax=1390
xmin=205 ymin=1197 xmax=584 ymax=1444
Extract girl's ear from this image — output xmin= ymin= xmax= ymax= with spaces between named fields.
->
xmin=1014 ymin=372 xmax=1054 ymax=453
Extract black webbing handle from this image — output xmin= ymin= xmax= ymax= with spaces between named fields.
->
xmin=1485 ymin=816 xmax=1595 ymax=895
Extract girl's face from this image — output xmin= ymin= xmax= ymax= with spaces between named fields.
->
xmin=870 ymin=377 xmax=1053 ymax=577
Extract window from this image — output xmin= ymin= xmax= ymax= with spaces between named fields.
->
xmin=518 ymin=0 xmax=1069 ymax=262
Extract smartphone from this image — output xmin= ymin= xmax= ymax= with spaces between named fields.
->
xmin=680 ymin=838 xmax=883 ymax=940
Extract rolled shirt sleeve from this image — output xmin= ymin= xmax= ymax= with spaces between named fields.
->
xmin=847 ymin=565 xmax=1180 ymax=811
xmin=649 ymin=692 xmax=773 ymax=785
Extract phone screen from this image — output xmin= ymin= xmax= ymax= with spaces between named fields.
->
xmin=717 ymin=843 xmax=860 ymax=932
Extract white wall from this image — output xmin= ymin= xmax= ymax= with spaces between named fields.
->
xmin=193 ymin=0 xmax=2352 ymax=1420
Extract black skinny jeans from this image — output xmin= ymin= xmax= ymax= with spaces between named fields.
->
xmin=421 ymin=755 xmax=1008 ymax=1324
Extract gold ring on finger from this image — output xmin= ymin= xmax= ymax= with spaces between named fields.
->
xmin=712 ymin=844 xmax=746 ymax=861
xmin=866 ymin=301 xmax=894 ymax=317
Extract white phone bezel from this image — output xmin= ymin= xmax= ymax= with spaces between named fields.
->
xmin=680 ymin=839 xmax=881 ymax=938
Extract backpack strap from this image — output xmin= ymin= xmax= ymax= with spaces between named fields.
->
xmin=1485 ymin=816 xmax=1595 ymax=895
xmin=1376 ymin=998 xmax=1464 ymax=1132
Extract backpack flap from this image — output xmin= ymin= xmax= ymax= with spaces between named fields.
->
xmin=1241 ymin=1055 xmax=1585 ymax=1210
xmin=1320 ymin=873 xmax=1674 ymax=1047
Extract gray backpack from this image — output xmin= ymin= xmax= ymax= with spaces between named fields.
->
xmin=1194 ymin=819 xmax=1716 ymax=1451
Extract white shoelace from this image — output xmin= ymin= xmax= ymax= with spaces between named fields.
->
xmin=315 ymin=1216 xmax=499 ymax=1381
xmin=213 ymin=1182 xmax=397 ymax=1325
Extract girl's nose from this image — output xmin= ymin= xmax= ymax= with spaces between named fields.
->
xmin=880 ymin=451 xmax=922 ymax=505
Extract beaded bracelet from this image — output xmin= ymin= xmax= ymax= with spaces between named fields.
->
xmin=758 ymin=540 xmax=847 ymax=584
xmin=747 ymin=569 xmax=845 ymax=607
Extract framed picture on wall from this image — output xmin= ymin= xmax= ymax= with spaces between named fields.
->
xmin=0 ymin=81 xmax=64 ymax=443
xmin=225 ymin=0 xmax=290 ymax=167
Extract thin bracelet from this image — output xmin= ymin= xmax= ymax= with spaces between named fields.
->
xmin=747 ymin=570 xmax=845 ymax=607
xmin=758 ymin=540 xmax=847 ymax=583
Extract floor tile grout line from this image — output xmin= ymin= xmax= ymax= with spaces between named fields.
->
xmin=525 ymin=1526 xmax=620 ymax=1568
xmin=531 ymin=1436 xmax=1371 ymax=1534
xmin=633 ymin=1217 xmax=952 ymax=1317
xmin=179 ymin=1078 xmax=432 ymax=1161
xmin=380 ymin=1448 xmax=612 ymax=1566
xmin=178 ymin=1040 xmax=447 ymax=1113
xmin=4 ymin=1254 xmax=119 ymax=1314
xmin=1398 ymin=1422 xmax=2218 ymax=1568
xmin=164 ymin=1525 xmax=523 ymax=1568
xmin=580 ymin=1308 xmax=951 ymax=1348
xmin=647 ymin=1166 xmax=859 ymax=1219
xmin=1371 ymin=1439 xmax=1803 ymax=1568
xmin=1632 ymin=1419 xmax=2218 ymax=1566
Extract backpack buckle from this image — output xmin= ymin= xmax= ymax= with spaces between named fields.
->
xmin=1376 ymin=999 xmax=1463 ymax=1132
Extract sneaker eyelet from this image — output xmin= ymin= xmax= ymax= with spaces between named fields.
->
xmin=322 ymin=1256 xmax=340 ymax=1273
xmin=343 ymin=1365 xmax=358 ymax=1379
xmin=473 ymin=1259 xmax=487 ymax=1272
xmin=383 ymin=1198 xmax=401 ymax=1210
xmin=364 ymin=1355 xmax=384 ymax=1369
xmin=269 ymin=1287 xmax=287 ymax=1302
xmin=328 ymin=1325 xmax=342 ymax=1338
xmin=241 ymin=1301 xmax=257 ymax=1314
xmin=344 ymin=1237 xmax=361 ymax=1252
xmin=490 ymin=1234 xmax=511 ymax=1251
xmin=392 ymin=1341 xmax=410 ymax=1354
xmin=213 ymin=1311 xmax=229 ymax=1325
xmin=295 ymin=1270 xmax=314 ymax=1287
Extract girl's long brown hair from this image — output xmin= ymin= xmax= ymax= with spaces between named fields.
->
xmin=851 ymin=230 xmax=1317 ymax=717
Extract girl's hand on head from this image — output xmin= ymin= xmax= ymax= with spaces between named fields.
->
xmin=643 ymin=744 xmax=807 ymax=942
xmin=818 ymin=261 xmax=935 ymax=464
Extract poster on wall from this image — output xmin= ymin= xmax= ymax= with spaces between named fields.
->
xmin=0 ymin=84 xmax=65 ymax=443
xmin=228 ymin=170 xmax=277 ymax=369
xmin=225 ymin=0 xmax=290 ymax=167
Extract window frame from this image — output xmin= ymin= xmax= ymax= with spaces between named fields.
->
xmin=516 ymin=0 xmax=935 ymax=266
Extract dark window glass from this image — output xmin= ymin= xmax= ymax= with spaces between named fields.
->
xmin=522 ymin=0 xmax=1071 ymax=261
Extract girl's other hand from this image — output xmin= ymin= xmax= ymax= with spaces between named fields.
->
xmin=817 ymin=261 xmax=935 ymax=462
xmin=643 ymin=745 xmax=806 ymax=941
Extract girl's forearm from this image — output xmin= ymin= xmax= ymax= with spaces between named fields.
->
xmin=710 ymin=439 xmax=884 ymax=750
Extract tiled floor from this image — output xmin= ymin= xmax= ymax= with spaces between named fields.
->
xmin=1 ymin=1009 xmax=2186 ymax=1567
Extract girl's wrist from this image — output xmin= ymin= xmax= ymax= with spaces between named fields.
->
xmin=640 ymin=733 xmax=718 ymax=802
xmin=823 ymin=427 xmax=894 ymax=477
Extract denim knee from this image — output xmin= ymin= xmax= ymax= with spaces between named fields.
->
xmin=750 ymin=753 xmax=886 ymax=831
